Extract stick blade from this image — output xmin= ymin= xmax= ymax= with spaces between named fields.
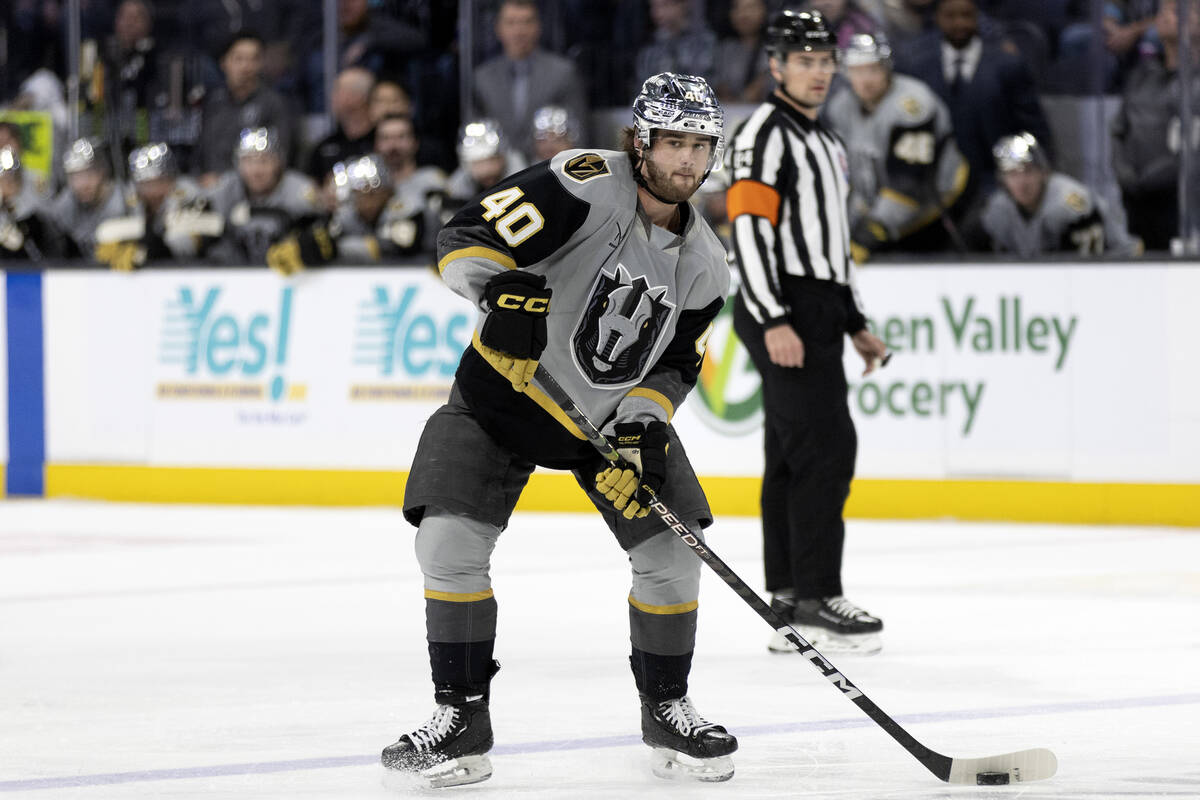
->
xmin=946 ymin=748 xmax=1057 ymax=784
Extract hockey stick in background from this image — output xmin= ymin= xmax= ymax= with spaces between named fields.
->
xmin=533 ymin=364 xmax=1057 ymax=786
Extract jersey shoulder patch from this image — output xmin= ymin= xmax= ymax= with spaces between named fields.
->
xmin=1063 ymin=191 xmax=1088 ymax=214
xmin=562 ymin=152 xmax=611 ymax=183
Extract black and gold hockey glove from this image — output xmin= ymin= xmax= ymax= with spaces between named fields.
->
xmin=266 ymin=222 xmax=337 ymax=276
xmin=595 ymin=421 xmax=669 ymax=520
xmin=850 ymin=217 xmax=889 ymax=265
xmin=477 ymin=270 xmax=552 ymax=392
xmin=95 ymin=241 xmax=146 ymax=272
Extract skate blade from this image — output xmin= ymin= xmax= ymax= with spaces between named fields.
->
xmin=649 ymin=748 xmax=734 ymax=782
xmin=768 ymin=627 xmax=882 ymax=656
xmin=381 ymin=755 xmax=493 ymax=790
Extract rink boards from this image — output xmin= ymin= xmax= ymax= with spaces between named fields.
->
xmin=3 ymin=263 xmax=1199 ymax=525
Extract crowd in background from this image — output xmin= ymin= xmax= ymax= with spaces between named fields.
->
xmin=0 ymin=0 xmax=1197 ymax=269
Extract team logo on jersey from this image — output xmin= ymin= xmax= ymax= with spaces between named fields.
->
xmin=563 ymin=153 xmax=610 ymax=182
xmin=1065 ymin=192 xmax=1087 ymax=213
xmin=572 ymin=263 xmax=674 ymax=386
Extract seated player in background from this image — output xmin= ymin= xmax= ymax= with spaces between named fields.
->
xmin=381 ymin=73 xmax=738 ymax=788
xmin=207 ymin=127 xmax=326 ymax=268
xmin=372 ymin=114 xmax=447 ymax=254
xmin=971 ymin=132 xmax=1141 ymax=257
xmin=443 ymin=119 xmax=526 ymax=220
xmin=329 ymin=153 xmax=428 ymax=260
xmin=0 ymin=147 xmax=58 ymax=261
xmin=823 ymin=33 xmax=969 ymax=260
xmin=49 ymin=138 xmax=138 ymax=262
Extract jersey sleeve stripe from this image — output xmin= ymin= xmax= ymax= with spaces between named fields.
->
xmin=438 ymin=245 xmax=517 ymax=274
xmin=425 ymin=588 xmax=495 ymax=602
xmin=880 ymin=187 xmax=921 ymax=209
xmin=628 ymin=593 xmax=699 ymax=615
xmin=726 ymin=179 xmax=782 ymax=225
xmin=626 ymin=387 xmax=675 ymax=420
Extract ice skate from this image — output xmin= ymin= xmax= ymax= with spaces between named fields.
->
xmin=770 ymin=595 xmax=883 ymax=655
xmin=381 ymin=697 xmax=493 ymax=789
xmin=641 ymin=695 xmax=737 ymax=782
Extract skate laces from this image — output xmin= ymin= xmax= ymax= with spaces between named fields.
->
xmin=825 ymin=595 xmax=873 ymax=621
xmin=658 ymin=696 xmax=715 ymax=737
xmin=406 ymin=704 xmax=460 ymax=751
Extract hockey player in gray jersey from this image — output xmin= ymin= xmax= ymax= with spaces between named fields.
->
xmin=443 ymin=119 xmax=527 ymax=219
xmin=373 ymin=114 xmax=447 ymax=254
xmin=824 ymin=33 xmax=968 ymax=260
xmin=976 ymin=132 xmax=1140 ymax=257
xmin=382 ymin=73 xmax=737 ymax=788
xmin=49 ymin=138 xmax=138 ymax=262
xmin=207 ymin=128 xmax=325 ymax=267
xmin=0 ymin=147 xmax=58 ymax=261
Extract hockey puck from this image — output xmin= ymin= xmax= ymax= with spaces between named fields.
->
xmin=976 ymin=771 xmax=1010 ymax=785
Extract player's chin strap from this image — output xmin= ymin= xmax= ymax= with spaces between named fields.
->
xmin=530 ymin=362 xmax=1058 ymax=788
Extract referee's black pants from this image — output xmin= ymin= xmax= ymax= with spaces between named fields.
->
xmin=733 ymin=278 xmax=857 ymax=600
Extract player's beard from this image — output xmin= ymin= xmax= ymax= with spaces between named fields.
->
xmin=640 ymin=154 xmax=702 ymax=204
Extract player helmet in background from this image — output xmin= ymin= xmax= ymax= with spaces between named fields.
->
xmin=128 ymin=143 xmax=177 ymax=183
xmin=765 ymin=10 xmax=838 ymax=60
xmin=993 ymin=132 xmax=1050 ymax=173
xmin=332 ymin=153 xmax=392 ymax=203
xmin=63 ymin=137 xmax=107 ymax=174
xmin=842 ymin=32 xmax=893 ymax=68
xmin=0 ymin=147 xmax=19 ymax=177
xmin=532 ymin=105 xmax=579 ymax=143
xmin=235 ymin=127 xmax=283 ymax=161
xmin=457 ymin=119 xmax=505 ymax=163
xmin=631 ymin=72 xmax=725 ymax=176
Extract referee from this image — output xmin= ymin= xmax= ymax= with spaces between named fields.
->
xmin=726 ymin=10 xmax=889 ymax=656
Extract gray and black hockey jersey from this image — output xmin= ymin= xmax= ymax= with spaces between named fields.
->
xmin=48 ymin=181 xmax=138 ymax=258
xmin=334 ymin=167 xmax=446 ymax=259
xmin=0 ymin=179 xmax=57 ymax=260
xmin=726 ymin=95 xmax=864 ymax=328
xmin=141 ymin=176 xmax=224 ymax=260
xmin=206 ymin=170 xmax=322 ymax=265
xmin=438 ymin=148 xmax=729 ymax=468
xmin=824 ymin=74 xmax=968 ymax=240
xmin=980 ymin=172 xmax=1140 ymax=257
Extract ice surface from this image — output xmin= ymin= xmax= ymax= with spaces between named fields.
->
xmin=1 ymin=500 xmax=1197 ymax=799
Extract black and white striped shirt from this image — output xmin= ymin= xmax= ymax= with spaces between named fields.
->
xmin=726 ymin=94 xmax=863 ymax=327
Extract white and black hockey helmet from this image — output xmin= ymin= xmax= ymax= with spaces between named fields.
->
xmin=532 ymin=105 xmax=580 ymax=143
xmin=843 ymin=32 xmax=893 ymax=68
xmin=63 ymin=137 xmax=107 ymax=174
xmin=128 ymin=142 xmax=177 ymax=183
xmin=0 ymin=146 xmax=19 ymax=177
xmin=458 ymin=119 xmax=505 ymax=163
xmin=993 ymin=132 xmax=1049 ymax=173
xmin=236 ymin=127 xmax=282 ymax=161
xmin=632 ymin=72 xmax=725 ymax=176
xmin=332 ymin=153 xmax=392 ymax=203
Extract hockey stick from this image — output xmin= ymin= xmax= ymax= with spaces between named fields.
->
xmin=533 ymin=364 xmax=1057 ymax=786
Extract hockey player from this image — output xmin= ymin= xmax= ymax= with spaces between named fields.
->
xmin=372 ymin=114 xmax=447 ymax=254
xmin=207 ymin=127 xmax=325 ymax=268
xmin=443 ymin=119 xmax=526 ymax=217
xmin=0 ymin=147 xmax=57 ymax=261
xmin=823 ymin=33 xmax=969 ymax=260
xmin=975 ymin=132 xmax=1141 ymax=257
xmin=49 ymin=138 xmax=138 ymax=261
xmin=382 ymin=73 xmax=737 ymax=788
xmin=330 ymin=153 xmax=428 ymax=259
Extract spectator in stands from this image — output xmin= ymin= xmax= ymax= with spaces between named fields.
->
xmin=307 ymin=67 xmax=377 ymax=184
xmin=472 ymin=0 xmax=588 ymax=162
xmin=825 ymin=33 xmax=970 ymax=259
xmin=1111 ymin=0 xmax=1199 ymax=250
xmin=372 ymin=113 xmax=447 ymax=253
xmin=127 ymin=143 xmax=222 ymax=261
xmin=714 ymin=0 xmax=772 ymax=104
xmin=1057 ymin=0 xmax=1158 ymax=92
xmin=207 ymin=127 xmax=323 ymax=266
xmin=636 ymin=0 xmax=719 ymax=93
xmin=971 ymin=132 xmax=1140 ymax=255
xmin=0 ymin=147 xmax=58 ymax=261
xmin=444 ymin=119 xmax=526 ymax=218
xmin=49 ymin=138 xmax=139 ymax=261
xmin=303 ymin=0 xmax=426 ymax=112
xmin=809 ymin=0 xmax=883 ymax=46
xmin=900 ymin=0 xmax=1052 ymax=202
xmin=196 ymin=32 xmax=297 ymax=185
xmin=369 ymin=80 xmax=413 ymax=124
xmin=194 ymin=0 xmax=310 ymax=92
xmin=94 ymin=0 xmax=213 ymax=162
xmin=530 ymin=105 xmax=581 ymax=161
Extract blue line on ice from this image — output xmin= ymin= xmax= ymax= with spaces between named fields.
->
xmin=3 ymin=693 xmax=1197 ymax=792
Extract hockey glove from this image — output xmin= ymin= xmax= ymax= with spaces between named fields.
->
xmin=850 ymin=217 xmax=889 ymax=264
xmin=95 ymin=240 xmax=146 ymax=272
xmin=266 ymin=223 xmax=337 ymax=275
xmin=477 ymin=270 xmax=552 ymax=392
xmin=595 ymin=421 xmax=669 ymax=520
